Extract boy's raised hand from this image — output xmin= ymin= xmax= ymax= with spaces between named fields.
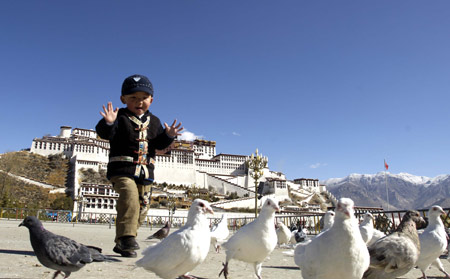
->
xmin=100 ymin=102 xmax=119 ymax=124
xmin=165 ymin=119 xmax=184 ymax=138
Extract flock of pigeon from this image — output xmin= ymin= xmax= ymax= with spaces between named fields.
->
xmin=20 ymin=197 xmax=450 ymax=279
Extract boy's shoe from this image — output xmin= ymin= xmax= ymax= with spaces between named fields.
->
xmin=113 ymin=244 xmax=137 ymax=258
xmin=116 ymin=236 xmax=140 ymax=251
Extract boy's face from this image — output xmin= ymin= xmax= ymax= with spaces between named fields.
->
xmin=120 ymin=91 xmax=153 ymax=116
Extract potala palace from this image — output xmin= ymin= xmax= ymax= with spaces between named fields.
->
xmin=30 ymin=126 xmax=334 ymax=216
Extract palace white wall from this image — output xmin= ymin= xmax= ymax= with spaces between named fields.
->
xmin=203 ymin=174 xmax=254 ymax=196
xmin=154 ymin=163 xmax=197 ymax=186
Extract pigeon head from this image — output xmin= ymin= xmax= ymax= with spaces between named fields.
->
xmin=401 ymin=210 xmax=427 ymax=230
xmin=336 ymin=198 xmax=354 ymax=219
xmin=429 ymin=205 xmax=445 ymax=218
xmin=262 ymin=197 xmax=280 ymax=213
xmin=19 ymin=216 xmax=42 ymax=229
xmin=321 ymin=210 xmax=336 ymax=231
xmin=324 ymin=211 xmax=335 ymax=219
xmin=191 ymin=199 xmax=214 ymax=215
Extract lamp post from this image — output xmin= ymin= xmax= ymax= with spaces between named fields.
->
xmin=245 ymin=149 xmax=268 ymax=218
xmin=167 ymin=195 xmax=176 ymax=223
xmin=75 ymin=195 xmax=87 ymax=222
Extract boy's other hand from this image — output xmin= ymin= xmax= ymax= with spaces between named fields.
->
xmin=100 ymin=102 xmax=119 ymax=124
xmin=165 ymin=119 xmax=184 ymax=138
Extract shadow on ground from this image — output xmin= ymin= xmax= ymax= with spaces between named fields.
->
xmin=0 ymin=249 xmax=35 ymax=256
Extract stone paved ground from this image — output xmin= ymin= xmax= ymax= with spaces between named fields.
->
xmin=1 ymin=219 xmax=449 ymax=279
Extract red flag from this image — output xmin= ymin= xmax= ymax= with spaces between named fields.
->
xmin=384 ymin=160 xmax=389 ymax=170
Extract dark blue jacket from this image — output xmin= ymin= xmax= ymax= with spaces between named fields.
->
xmin=96 ymin=108 xmax=173 ymax=184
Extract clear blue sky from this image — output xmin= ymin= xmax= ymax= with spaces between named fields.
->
xmin=1 ymin=1 xmax=449 ymax=181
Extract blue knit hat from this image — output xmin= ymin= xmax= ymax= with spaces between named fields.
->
xmin=121 ymin=74 xmax=154 ymax=96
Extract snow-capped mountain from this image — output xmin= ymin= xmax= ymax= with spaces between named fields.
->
xmin=321 ymin=172 xmax=450 ymax=210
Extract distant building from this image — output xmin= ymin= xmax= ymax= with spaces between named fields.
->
xmin=78 ymin=183 xmax=118 ymax=213
xmin=30 ymin=126 xmax=325 ymax=215
xmin=293 ymin=178 xmax=326 ymax=193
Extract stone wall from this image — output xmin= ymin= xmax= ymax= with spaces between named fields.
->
xmin=201 ymin=172 xmax=254 ymax=197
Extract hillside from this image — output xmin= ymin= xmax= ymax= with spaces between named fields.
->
xmin=0 ymin=151 xmax=68 ymax=187
xmin=0 ymin=151 xmax=71 ymax=209
xmin=322 ymin=172 xmax=450 ymax=210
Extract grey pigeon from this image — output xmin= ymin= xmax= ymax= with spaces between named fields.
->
xmin=20 ymin=216 xmax=117 ymax=279
xmin=147 ymin=221 xmax=171 ymax=241
xmin=294 ymin=227 xmax=308 ymax=243
xmin=363 ymin=210 xmax=427 ymax=279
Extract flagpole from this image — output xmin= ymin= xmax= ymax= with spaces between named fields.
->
xmin=384 ymin=159 xmax=390 ymax=211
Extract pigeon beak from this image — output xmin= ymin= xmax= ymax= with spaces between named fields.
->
xmin=342 ymin=208 xmax=351 ymax=218
xmin=336 ymin=203 xmax=351 ymax=218
xmin=204 ymin=207 xmax=214 ymax=215
xmin=274 ymin=204 xmax=281 ymax=213
xmin=338 ymin=207 xmax=350 ymax=218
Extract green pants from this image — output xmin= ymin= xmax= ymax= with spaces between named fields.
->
xmin=110 ymin=176 xmax=151 ymax=242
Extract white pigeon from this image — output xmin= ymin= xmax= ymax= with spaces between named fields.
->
xmin=294 ymin=198 xmax=369 ymax=279
xmin=322 ymin=210 xmax=335 ymax=232
xmin=136 ymin=199 xmax=214 ymax=279
xmin=360 ymin=212 xmax=375 ymax=244
xmin=219 ymin=197 xmax=280 ymax=279
xmin=416 ymin=205 xmax=450 ymax=279
xmin=276 ymin=221 xmax=291 ymax=245
xmin=210 ymin=213 xmax=229 ymax=253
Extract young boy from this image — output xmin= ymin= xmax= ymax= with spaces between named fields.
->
xmin=96 ymin=74 xmax=183 ymax=257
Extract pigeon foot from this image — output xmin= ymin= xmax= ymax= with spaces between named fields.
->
xmin=218 ymin=262 xmax=229 ymax=279
xmin=52 ymin=271 xmax=61 ymax=279
xmin=52 ymin=270 xmax=69 ymax=279
xmin=442 ymin=271 xmax=450 ymax=279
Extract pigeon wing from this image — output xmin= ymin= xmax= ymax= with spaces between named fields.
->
xmin=149 ymin=228 xmax=164 ymax=239
xmin=420 ymin=230 xmax=446 ymax=257
xmin=44 ymin=235 xmax=92 ymax=268
xmin=222 ymin=222 xmax=256 ymax=252
xmin=138 ymin=230 xmax=191 ymax=273
xmin=223 ymin=220 xmax=276 ymax=263
xmin=417 ymin=230 xmax=447 ymax=270
xmin=369 ymin=233 xmax=416 ymax=272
